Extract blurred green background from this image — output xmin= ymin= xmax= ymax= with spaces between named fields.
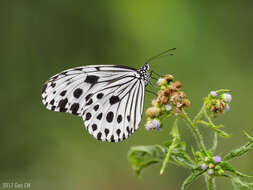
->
xmin=1 ymin=1 xmax=253 ymax=189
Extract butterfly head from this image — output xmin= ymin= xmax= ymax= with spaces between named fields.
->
xmin=137 ymin=63 xmax=150 ymax=86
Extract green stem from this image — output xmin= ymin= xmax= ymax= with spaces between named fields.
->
xmin=181 ymin=109 xmax=207 ymax=155
xmin=160 ymin=137 xmax=176 ymax=175
xmin=160 ymin=118 xmax=179 ymax=175
xmin=206 ymin=176 xmax=216 ymax=190
xmin=193 ymin=103 xmax=206 ymax=125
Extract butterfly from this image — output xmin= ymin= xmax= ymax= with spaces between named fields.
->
xmin=41 ymin=48 xmax=175 ymax=142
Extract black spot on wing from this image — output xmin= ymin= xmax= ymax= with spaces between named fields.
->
xmin=42 ymin=83 xmax=47 ymax=93
xmin=109 ymin=96 xmax=120 ymax=105
xmin=97 ymin=132 xmax=102 ymax=141
xmin=85 ymin=75 xmax=99 ymax=84
xmin=73 ymin=88 xmax=83 ymax=98
xmin=50 ymin=99 xmax=55 ymax=105
xmin=116 ymin=129 xmax=121 ymax=137
xmin=104 ymin=128 xmax=109 ymax=137
xmin=126 ymin=126 xmax=130 ymax=134
xmin=93 ymin=105 xmax=99 ymax=111
xmin=110 ymin=135 xmax=115 ymax=142
xmin=85 ymin=93 xmax=93 ymax=101
xmin=85 ymin=112 xmax=92 ymax=120
xmin=86 ymin=99 xmax=93 ymax=106
xmin=60 ymin=90 xmax=67 ymax=96
xmin=106 ymin=112 xmax=114 ymax=123
xmin=58 ymin=98 xmax=68 ymax=112
xmin=51 ymin=106 xmax=56 ymax=111
xmin=117 ymin=115 xmax=122 ymax=123
xmin=97 ymin=113 xmax=102 ymax=120
xmin=70 ymin=103 xmax=79 ymax=115
xmin=97 ymin=93 xmax=103 ymax=99
xmin=92 ymin=124 xmax=97 ymax=131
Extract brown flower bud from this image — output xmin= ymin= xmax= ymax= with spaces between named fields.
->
xmin=209 ymin=163 xmax=215 ymax=169
xmin=164 ymin=74 xmax=174 ymax=82
xmin=179 ymin=91 xmax=186 ymax=98
xmin=182 ymin=99 xmax=191 ymax=108
xmin=146 ymin=107 xmax=160 ymax=117
xmin=160 ymin=96 xmax=169 ymax=104
xmin=217 ymin=100 xmax=226 ymax=112
xmin=152 ymin=99 xmax=158 ymax=106
xmin=164 ymin=88 xmax=172 ymax=96
xmin=170 ymin=92 xmax=181 ymax=104
xmin=174 ymin=107 xmax=181 ymax=115
xmin=173 ymin=81 xmax=182 ymax=89
xmin=210 ymin=105 xmax=217 ymax=112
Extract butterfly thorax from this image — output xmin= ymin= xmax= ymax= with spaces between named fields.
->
xmin=137 ymin=63 xmax=150 ymax=86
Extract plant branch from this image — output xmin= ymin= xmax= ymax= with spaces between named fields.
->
xmin=181 ymin=109 xmax=207 ymax=155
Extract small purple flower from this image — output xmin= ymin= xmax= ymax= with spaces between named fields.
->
xmin=152 ymin=119 xmax=161 ymax=130
xmin=225 ymin=104 xmax=230 ymax=112
xmin=213 ymin=155 xmax=222 ymax=163
xmin=223 ymin=93 xmax=232 ymax=103
xmin=165 ymin=104 xmax=172 ymax=111
xmin=210 ymin=91 xmax=217 ymax=97
xmin=200 ymin=164 xmax=207 ymax=170
xmin=208 ymin=169 xmax=213 ymax=175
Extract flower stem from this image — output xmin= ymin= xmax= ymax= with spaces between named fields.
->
xmin=181 ymin=109 xmax=207 ymax=155
xmin=193 ymin=103 xmax=206 ymax=125
xmin=206 ymin=176 xmax=216 ymax=190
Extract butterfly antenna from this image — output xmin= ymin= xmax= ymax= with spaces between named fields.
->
xmin=145 ymin=48 xmax=176 ymax=64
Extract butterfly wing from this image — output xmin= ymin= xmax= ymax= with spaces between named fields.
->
xmin=82 ymin=77 xmax=145 ymax=142
xmin=42 ymin=65 xmax=145 ymax=142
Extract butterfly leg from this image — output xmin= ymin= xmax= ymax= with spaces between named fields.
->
xmin=151 ymin=70 xmax=163 ymax=77
xmin=148 ymin=80 xmax=159 ymax=89
xmin=146 ymin=89 xmax=157 ymax=96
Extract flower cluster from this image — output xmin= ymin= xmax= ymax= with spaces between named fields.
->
xmin=199 ymin=155 xmax=224 ymax=176
xmin=145 ymin=74 xmax=190 ymax=131
xmin=206 ymin=90 xmax=232 ymax=116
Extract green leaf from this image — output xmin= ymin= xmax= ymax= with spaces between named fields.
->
xmin=213 ymin=127 xmax=231 ymax=138
xmin=128 ymin=145 xmax=166 ymax=176
xmin=128 ymin=143 xmax=194 ymax=176
xmin=160 ymin=138 xmax=177 ymax=175
xmin=170 ymin=118 xmax=180 ymax=139
xmin=223 ymin=137 xmax=253 ymax=161
xmin=226 ymin=175 xmax=253 ymax=190
xmin=203 ymin=110 xmax=231 ymax=138
xmin=243 ymin=131 xmax=253 ymax=141
xmin=181 ymin=169 xmax=205 ymax=190
xmin=220 ymin=162 xmax=253 ymax=178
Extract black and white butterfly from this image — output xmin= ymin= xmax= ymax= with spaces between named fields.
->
xmin=41 ymin=49 xmax=175 ymax=142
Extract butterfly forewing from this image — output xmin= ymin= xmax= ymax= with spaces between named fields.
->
xmin=42 ymin=65 xmax=148 ymax=142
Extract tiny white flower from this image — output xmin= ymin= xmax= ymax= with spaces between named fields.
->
xmin=210 ymin=91 xmax=217 ymax=97
xmin=157 ymin=78 xmax=166 ymax=86
xmin=223 ymin=93 xmax=232 ymax=103
xmin=165 ymin=104 xmax=172 ymax=111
